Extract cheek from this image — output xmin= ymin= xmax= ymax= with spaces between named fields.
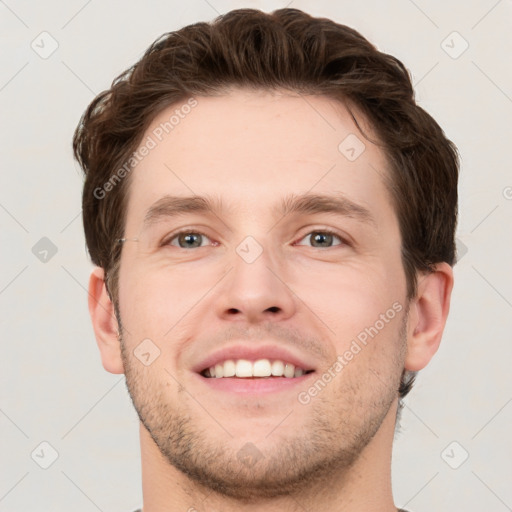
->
xmin=118 ymin=259 xmax=162 ymax=338
xmin=294 ymin=257 xmax=407 ymax=390
xmin=323 ymin=303 xmax=407 ymax=409
xmin=297 ymin=258 xmax=406 ymax=340
xmin=118 ymin=260 xmax=218 ymax=339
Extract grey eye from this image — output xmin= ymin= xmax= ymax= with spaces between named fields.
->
xmin=296 ymin=231 xmax=343 ymax=248
xmin=170 ymin=232 xmax=210 ymax=248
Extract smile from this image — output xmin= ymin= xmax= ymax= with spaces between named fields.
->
xmin=201 ymin=358 xmax=315 ymax=379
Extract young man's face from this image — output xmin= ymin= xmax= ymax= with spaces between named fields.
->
xmin=107 ymin=89 xmax=419 ymax=498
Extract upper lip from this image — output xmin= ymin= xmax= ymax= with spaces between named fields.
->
xmin=192 ymin=344 xmax=317 ymax=374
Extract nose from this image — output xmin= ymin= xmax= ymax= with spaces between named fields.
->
xmin=214 ymin=242 xmax=297 ymax=324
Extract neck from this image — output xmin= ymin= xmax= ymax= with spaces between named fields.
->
xmin=138 ymin=400 xmax=400 ymax=512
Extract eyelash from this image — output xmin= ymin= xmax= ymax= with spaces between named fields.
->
xmin=161 ymin=227 xmax=349 ymax=248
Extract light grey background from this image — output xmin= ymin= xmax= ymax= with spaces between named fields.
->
xmin=1 ymin=1 xmax=511 ymax=511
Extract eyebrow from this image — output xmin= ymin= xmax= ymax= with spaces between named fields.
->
xmin=276 ymin=192 xmax=375 ymax=227
xmin=142 ymin=192 xmax=376 ymax=229
xmin=143 ymin=194 xmax=227 ymax=228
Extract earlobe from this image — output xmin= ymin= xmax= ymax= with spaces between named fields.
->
xmin=404 ymin=262 xmax=454 ymax=371
xmin=88 ymin=267 xmax=125 ymax=374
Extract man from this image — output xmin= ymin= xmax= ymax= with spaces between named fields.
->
xmin=73 ymin=7 xmax=458 ymax=512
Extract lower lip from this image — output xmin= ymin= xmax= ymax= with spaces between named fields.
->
xmin=194 ymin=372 xmax=315 ymax=394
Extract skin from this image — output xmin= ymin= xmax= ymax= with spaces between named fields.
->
xmin=88 ymin=89 xmax=453 ymax=512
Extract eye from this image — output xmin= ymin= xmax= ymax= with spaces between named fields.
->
xmin=164 ymin=230 xmax=214 ymax=249
xmin=295 ymin=229 xmax=345 ymax=248
xmin=162 ymin=228 xmax=346 ymax=249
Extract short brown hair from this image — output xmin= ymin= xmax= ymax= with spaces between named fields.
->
xmin=72 ymin=8 xmax=459 ymax=401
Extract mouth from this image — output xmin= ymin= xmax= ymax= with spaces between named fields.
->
xmin=196 ymin=358 xmax=316 ymax=394
xmin=200 ymin=358 xmax=315 ymax=379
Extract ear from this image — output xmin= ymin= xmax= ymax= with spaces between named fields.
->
xmin=88 ymin=267 xmax=124 ymax=374
xmin=405 ymin=262 xmax=454 ymax=371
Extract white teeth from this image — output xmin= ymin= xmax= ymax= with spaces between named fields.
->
xmin=284 ymin=363 xmax=295 ymax=378
xmin=271 ymin=360 xmax=284 ymax=376
xmin=253 ymin=359 xmax=272 ymax=377
xmin=223 ymin=359 xmax=236 ymax=377
xmin=206 ymin=358 xmax=310 ymax=378
xmin=235 ymin=359 xmax=253 ymax=377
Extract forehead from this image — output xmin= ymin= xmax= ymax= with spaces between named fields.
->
xmin=124 ymin=89 xmax=393 ymax=227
